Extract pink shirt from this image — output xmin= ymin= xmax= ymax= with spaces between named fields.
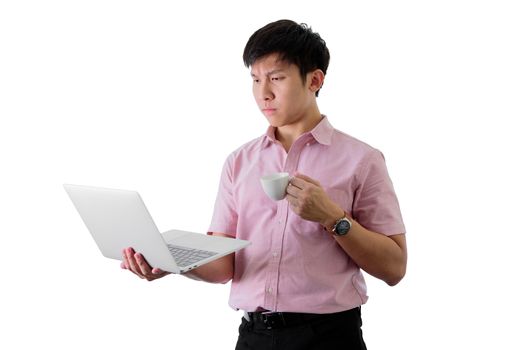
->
xmin=208 ymin=116 xmax=405 ymax=313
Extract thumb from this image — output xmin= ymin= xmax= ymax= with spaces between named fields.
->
xmin=293 ymin=172 xmax=321 ymax=186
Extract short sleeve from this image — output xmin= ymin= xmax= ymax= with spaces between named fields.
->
xmin=207 ymin=153 xmax=238 ymax=237
xmin=352 ymin=149 xmax=406 ymax=236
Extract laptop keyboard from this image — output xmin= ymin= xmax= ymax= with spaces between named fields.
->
xmin=167 ymin=244 xmax=218 ymax=268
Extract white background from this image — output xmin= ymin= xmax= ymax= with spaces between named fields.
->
xmin=1 ymin=1 xmax=523 ymax=349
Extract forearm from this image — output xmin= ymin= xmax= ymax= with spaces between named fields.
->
xmin=333 ymin=219 xmax=407 ymax=286
xmin=182 ymin=252 xmax=234 ymax=284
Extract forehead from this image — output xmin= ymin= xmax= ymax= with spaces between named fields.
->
xmin=250 ymin=53 xmax=297 ymax=76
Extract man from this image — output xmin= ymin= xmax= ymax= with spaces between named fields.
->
xmin=122 ymin=19 xmax=407 ymax=349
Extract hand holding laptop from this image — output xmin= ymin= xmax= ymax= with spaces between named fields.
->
xmin=121 ymin=247 xmax=169 ymax=281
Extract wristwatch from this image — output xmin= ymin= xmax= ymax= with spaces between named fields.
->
xmin=332 ymin=215 xmax=352 ymax=236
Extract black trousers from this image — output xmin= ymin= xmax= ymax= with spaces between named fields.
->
xmin=235 ymin=307 xmax=367 ymax=350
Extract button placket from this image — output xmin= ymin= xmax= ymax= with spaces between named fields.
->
xmin=263 ymin=138 xmax=311 ymax=311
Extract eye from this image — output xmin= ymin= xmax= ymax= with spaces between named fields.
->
xmin=271 ymin=76 xmax=284 ymax=81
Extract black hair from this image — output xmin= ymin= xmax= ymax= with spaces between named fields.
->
xmin=243 ymin=19 xmax=330 ymax=97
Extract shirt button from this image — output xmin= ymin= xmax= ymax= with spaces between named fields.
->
xmin=272 ymin=252 xmax=278 ymax=257
xmin=267 ymin=288 xmax=273 ymax=294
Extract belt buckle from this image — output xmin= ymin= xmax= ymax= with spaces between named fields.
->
xmin=262 ymin=312 xmax=285 ymax=330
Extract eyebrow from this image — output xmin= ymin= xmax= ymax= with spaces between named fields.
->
xmin=250 ymin=69 xmax=286 ymax=78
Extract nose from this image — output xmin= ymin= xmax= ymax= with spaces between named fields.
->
xmin=256 ymin=79 xmax=274 ymax=102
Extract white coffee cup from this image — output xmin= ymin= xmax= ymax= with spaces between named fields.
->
xmin=260 ymin=172 xmax=291 ymax=201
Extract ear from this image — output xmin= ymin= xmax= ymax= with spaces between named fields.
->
xmin=308 ymin=69 xmax=325 ymax=94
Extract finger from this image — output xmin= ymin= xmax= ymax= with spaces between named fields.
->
xmin=293 ymin=172 xmax=321 ymax=187
xmin=289 ymin=176 xmax=306 ymax=189
xmin=289 ymin=174 xmax=315 ymax=190
xmin=286 ymin=182 xmax=300 ymax=198
xmin=126 ymin=248 xmax=143 ymax=277
xmin=286 ymin=194 xmax=298 ymax=207
xmin=122 ymin=249 xmax=132 ymax=270
xmin=134 ymin=252 xmax=153 ymax=276
xmin=122 ymin=249 xmax=128 ymax=268
xmin=152 ymin=267 xmax=165 ymax=275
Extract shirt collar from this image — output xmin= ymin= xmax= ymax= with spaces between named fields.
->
xmin=310 ymin=115 xmax=334 ymax=145
xmin=263 ymin=115 xmax=334 ymax=147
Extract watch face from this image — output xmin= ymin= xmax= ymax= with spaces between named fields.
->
xmin=336 ymin=219 xmax=351 ymax=235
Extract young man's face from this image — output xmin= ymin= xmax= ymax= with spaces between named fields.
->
xmin=250 ymin=53 xmax=318 ymax=128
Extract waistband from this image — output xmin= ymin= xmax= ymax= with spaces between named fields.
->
xmin=243 ymin=307 xmax=361 ymax=330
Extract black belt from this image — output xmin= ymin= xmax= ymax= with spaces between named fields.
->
xmin=246 ymin=307 xmax=360 ymax=330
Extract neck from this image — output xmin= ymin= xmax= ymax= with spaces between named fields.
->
xmin=276 ymin=111 xmax=323 ymax=152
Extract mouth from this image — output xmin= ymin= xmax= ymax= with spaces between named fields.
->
xmin=262 ymin=108 xmax=277 ymax=116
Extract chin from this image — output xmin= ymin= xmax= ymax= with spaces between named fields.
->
xmin=266 ymin=120 xmax=285 ymax=128
xmin=264 ymin=115 xmax=286 ymax=128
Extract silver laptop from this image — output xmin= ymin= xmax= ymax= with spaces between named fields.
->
xmin=64 ymin=184 xmax=250 ymax=274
